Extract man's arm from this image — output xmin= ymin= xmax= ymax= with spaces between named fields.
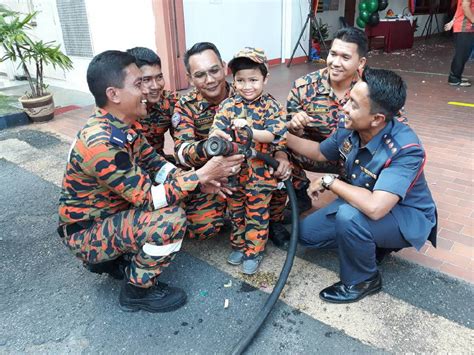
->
xmin=287 ymin=133 xmax=327 ymax=162
xmin=462 ymin=0 xmax=474 ymax=22
xmin=172 ymin=100 xmax=209 ymax=168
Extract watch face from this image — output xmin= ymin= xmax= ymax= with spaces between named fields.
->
xmin=323 ymin=175 xmax=332 ymax=184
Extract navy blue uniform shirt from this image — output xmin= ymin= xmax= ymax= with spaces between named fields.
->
xmin=320 ymin=119 xmax=437 ymax=250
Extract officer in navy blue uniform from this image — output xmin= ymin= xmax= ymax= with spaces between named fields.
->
xmin=287 ymin=67 xmax=437 ymax=303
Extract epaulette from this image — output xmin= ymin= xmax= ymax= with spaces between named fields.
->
xmin=110 ymin=126 xmax=126 ymax=148
xmin=382 ymin=133 xmax=401 ymax=159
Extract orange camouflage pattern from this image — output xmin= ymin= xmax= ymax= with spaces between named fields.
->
xmin=173 ymin=83 xmax=234 ymax=168
xmin=58 ymin=108 xmax=200 ymax=286
xmin=133 ymin=89 xmax=180 ymax=156
xmin=210 ymin=93 xmax=287 ymax=257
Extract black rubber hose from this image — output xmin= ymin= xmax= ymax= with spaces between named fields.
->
xmin=230 ymin=151 xmax=299 ymax=355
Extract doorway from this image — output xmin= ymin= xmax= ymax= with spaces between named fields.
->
xmin=344 ymin=0 xmax=356 ymax=27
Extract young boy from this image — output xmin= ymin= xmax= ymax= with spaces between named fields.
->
xmin=127 ymin=47 xmax=179 ymax=162
xmin=210 ymin=47 xmax=287 ymax=274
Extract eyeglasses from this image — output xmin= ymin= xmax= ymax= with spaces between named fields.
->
xmin=191 ymin=66 xmax=224 ymax=81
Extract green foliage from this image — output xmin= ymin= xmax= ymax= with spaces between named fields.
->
xmin=0 ymin=5 xmax=73 ymax=98
xmin=310 ymin=18 xmax=329 ymax=44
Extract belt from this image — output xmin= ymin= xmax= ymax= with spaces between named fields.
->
xmin=57 ymin=220 xmax=95 ymax=239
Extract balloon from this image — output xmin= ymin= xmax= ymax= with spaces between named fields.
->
xmin=378 ymin=0 xmax=388 ymax=11
xmin=367 ymin=0 xmax=379 ymax=13
xmin=358 ymin=1 xmax=368 ymax=12
xmin=360 ymin=9 xmax=371 ymax=22
xmin=368 ymin=12 xmax=380 ymax=26
xmin=356 ymin=17 xmax=367 ymax=28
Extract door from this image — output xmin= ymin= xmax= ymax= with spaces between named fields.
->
xmin=344 ymin=0 xmax=356 ymax=27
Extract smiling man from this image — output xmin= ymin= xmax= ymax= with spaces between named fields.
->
xmin=127 ymin=47 xmax=180 ymax=161
xmin=57 ymin=50 xmax=244 ymax=313
xmin=268 ymin=27 xmax=368 ymax=248
xmin=287 ymin=67 xmax=437 ymax=303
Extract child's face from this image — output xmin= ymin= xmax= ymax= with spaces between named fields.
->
xmin=233 ymin=68 xmax=267 ymax=101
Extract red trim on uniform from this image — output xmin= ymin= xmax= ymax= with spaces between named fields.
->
xmin=383 ymin=143 xmax=425 ymax=192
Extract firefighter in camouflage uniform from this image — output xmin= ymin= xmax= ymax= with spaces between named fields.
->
xmin=58 ymin=50 xmax=243 ymax=313
xmin=173 ymin=42 xmax=292 ymax=244
xmin=126 ymin=47 xmax=179 ymax=162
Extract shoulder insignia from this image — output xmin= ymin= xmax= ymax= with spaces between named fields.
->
xmin=172 ymin=112 xmax=181 ymax=128
xmin=110 ymin=126 xmax=126 ymax=147
xmin=382 ymin=134 xmax=401 ymax=156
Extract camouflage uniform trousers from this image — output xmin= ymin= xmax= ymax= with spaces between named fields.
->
xmin=183 ymin=192 xmax=226 ymax=240
xmin=269 ymin=151 xmax=339 ymax=222
xmin=62 ymin=205 xmax=187 ymax=287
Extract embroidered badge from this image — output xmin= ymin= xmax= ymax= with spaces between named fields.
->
xmin=342 ymin=139 xmax=352 ymax=154
xmin=171 ymin=112 xmax=181 ymax=128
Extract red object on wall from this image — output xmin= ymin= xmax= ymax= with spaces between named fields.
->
xmin=409 ymin=0 xmax=416 ymax=14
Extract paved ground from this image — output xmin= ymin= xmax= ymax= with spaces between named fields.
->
xmin=0 ymin=126 xmax=472 ymax=353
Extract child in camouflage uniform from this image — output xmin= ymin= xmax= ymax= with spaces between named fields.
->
xmin=210 ymin=48 xmax=287 ymax=274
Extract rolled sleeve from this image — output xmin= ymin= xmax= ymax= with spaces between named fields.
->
xmin=374 ymin=146 xmax=425 ymax=200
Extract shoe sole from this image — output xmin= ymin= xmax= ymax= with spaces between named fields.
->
xmin=319 ymin=285 xmax=382 ymax=304
xmin=227 ymin=260 xmax=243 ymax=266
xmin=449 ymin=82 xmax=471 ymax=87
xmin=119 ymin=296 xmax=187 ymax=313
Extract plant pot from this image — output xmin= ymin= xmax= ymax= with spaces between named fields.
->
xmin=19 ymin=93 xmax=55 ymax=123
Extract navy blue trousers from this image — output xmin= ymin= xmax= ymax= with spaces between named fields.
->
xmin=300 ymin=199 xmax=411 ymax=285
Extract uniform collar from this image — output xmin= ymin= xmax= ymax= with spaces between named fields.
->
xmin=320 ymin=67 xmax=359 ymax=103
xmin=233 ymin=92 xmax=265 ymax=105
xmin=191 ymin=82 xmax=233 ymax=112
xmin=97 ymin=107 xmax=139 ymax=143
xmin=352 ymin=120 xmax=394 ymax=155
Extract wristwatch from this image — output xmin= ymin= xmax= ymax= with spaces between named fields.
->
xmin=321 ymin=174 xmax=337 ymax=190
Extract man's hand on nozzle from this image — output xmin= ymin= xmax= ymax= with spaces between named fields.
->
xmin=196 ymin=155 xmax=244 ymax=186
xmin=287 ymin=111 xmax=313 ymax=135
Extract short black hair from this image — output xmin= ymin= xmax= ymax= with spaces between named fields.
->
xmin=183 ymin=42 xmax=222 ymax=73
xmin=361 ymin=67 xmax=407 ymax=121
xmin=333 ymin=26 xmax=368 ymax=58
xmin=126 ymin=47 xmax=161 ymax=68
xmin=229 ymin=57 xmax=268 ymax=77
xmin=87 ymin=50 xmax=135 ymax=108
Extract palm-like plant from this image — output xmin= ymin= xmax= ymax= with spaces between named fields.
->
xmin=0 ymin=5 xmax=73 ymax=98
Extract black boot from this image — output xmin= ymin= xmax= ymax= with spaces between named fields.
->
xmin=269 ymin=222 xmax=290 ymax=249
xmin=85 ymin=254 xmax=131 ymax=280
xmin=119 ymin=280 xmax=187 ymax=313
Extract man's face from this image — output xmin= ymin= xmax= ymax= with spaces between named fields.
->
xmin=326 ymin=39 xmax=366 ymax=84
xmin=140 ymin=64 xmax=165 ymax=105
xmin=342 ymin=81 xmax=374 ymax=131
xmin=233 ymin=68 xmax=267 ymax=101
xmin=187 ymin=49 xmax=227 ymax=102
xmin=116 ymin=64 xmax=148 ymax=122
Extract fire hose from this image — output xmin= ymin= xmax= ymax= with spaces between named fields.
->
xmin=203 ymin=126 xmax=299 ymax=354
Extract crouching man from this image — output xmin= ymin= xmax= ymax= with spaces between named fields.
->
xmin=287 ymin=67 xmax=437 ymax=303
xmin=58 ymin=50 xmax=243 ymax=312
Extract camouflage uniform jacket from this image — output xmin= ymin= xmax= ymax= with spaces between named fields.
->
xmin=133 ymin=89 xmax=180 ymax=154
xmin=211 ymin=93 xmax=287 ymax=186
xmin=287 ymin=68 xmax=408 ymax=143
xmin=173 ymin=83 xmax=234 ymax=168
xmin=58 ymin=108 xmax=199 ymax=226
xmin=286 ymin=67 xmax=358 ymax=143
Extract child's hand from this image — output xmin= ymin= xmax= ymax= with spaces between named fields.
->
xmin=232 ymin=119 xmax=248 ymax=129
xmin=209 ymin=129 xmax=232 ymax=141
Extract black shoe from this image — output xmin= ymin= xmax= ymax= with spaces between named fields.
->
xmin=319 ymin=272 xmax=382 ymax=304
xmin=119 ymin=280 xmax=187 ymax=313
xmin=269 ymin=222 xmax=291 ymax=249
xmin=85 ymin=254 xmax=130 ymax=280
xmin=375 ymin=248 xmax=400 ymax=265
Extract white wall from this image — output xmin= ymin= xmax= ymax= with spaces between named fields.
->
xmin=284 ymin=0 xmax=346 ymax=61
xmin=183 ymin=0 xmax=283 ymax=63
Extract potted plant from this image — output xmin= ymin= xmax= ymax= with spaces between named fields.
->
xmin=0 ymin=5 xmax=73 ymax=122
